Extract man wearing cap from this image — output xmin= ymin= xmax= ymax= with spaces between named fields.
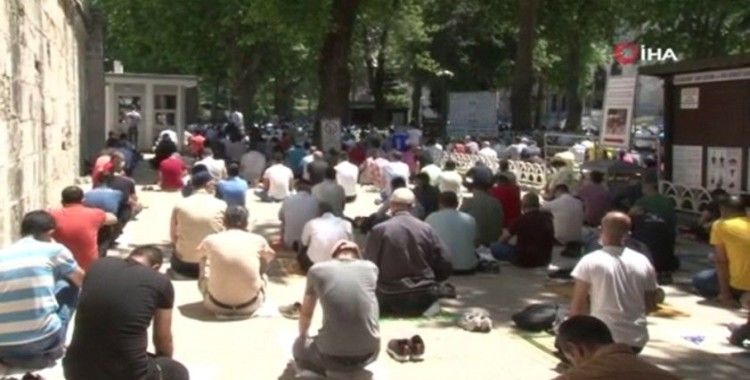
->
xmin=170 ymin=172 xmax=227 ymax=278
xmin=364 ymin=188 xmax=452 ymax=316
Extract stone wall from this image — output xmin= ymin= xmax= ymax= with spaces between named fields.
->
xmin=0 ymin=0 xmax=98 ymax=246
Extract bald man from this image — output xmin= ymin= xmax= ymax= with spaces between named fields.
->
xmin=569 ymin=212 xmax=659 ymax=354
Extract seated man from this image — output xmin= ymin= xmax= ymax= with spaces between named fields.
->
xmin=279 ymin=180 xmax=319 ymax=250
xmin=312 ymin=168 xmax=347 ymax=217
xmin=554 ymin=316 xmax=680 ymax=380
xmin=170 ymin=172 xmax=227 ymax=278
xmin=413 ymin=172 xmax=440 ymax=219
xmin=630 ymin=179 xmax=676 ymax=232
xmin=334 ymin=151 xmax=359 ymax=203
xmin=295 ymin=240 xmax=380 ymax=376
xmin=216 ymin=163 xmax=249 ymax=207
xmin=198 ymin=206 xmax=276 ymax=318
xmin=0 ymin=211 xmax=84 ymax=370
xmin=50 ymin=186 xmax=118 ymax=271
xmin=491 ymin=192 xmax=555 ymax=268
xmin=63 ymin=246 xmax=189 ymax=380
xmin=159 ymin=152 xmax=186 ymax=192
xmin=110 ymin=163 xmax=143 ymax=225
xmin=196 ymin=147 xmax=227 ymax=180
xmin=544 ymin=184 xmax=584 ymax=248
xmin=426 ymin=192 xmax=478 ymax=273
xmin=438 ymin=160 xmax=463 ymax=196
xmin=299 ymin=203 xmax=353 ymax=273
xmin=692 ymin=195 xmax=750 ymax=307
xmin=262 ymin=152 xmax=295 ymax=202
xmin=570 ymin=212 xmax=660 ymax=353
xmin=83 ymin=172 xmax=125 ymax=255
xmin=460 ymin=176 xmax=504 ymax=247
xmin=577 ymin=170 xmax=612 ymax=227
xmin=364 ymin=188 xmax=452 ymax=316
xmin=490 ymin=173 xmax=521 ymax=228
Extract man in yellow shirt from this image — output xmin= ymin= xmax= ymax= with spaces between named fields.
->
xmin=692 ymin=195 xmax=750 ymax=310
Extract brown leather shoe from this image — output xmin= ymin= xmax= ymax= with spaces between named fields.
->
xmin=409 ymin=335 xmax=425 ymax=361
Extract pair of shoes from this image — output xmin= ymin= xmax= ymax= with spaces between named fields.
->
xmin=387 ymin=335 xmax=425 ymax=362
xmin=279 ymin=302 xmax=301 ymax=319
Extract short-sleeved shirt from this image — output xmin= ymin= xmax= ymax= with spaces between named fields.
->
xmin=306 ymin=259 xmax=380 ymax=356
xmin=189 ymin=135 xmax=206 ymax=155
xmin=196 ymin=156 xmax=227 ymax=180
xmin=159 ymin=156 xmax=185 ymax=190
xmin=91 ymin=155 xmax=111 ymax=187
xmin=425 ymin=209 xmax=477 ymax=271
xmin=312 ymin=180 xmax=346 ymax=217
xmin=335 ymin=161 xmax=359 ymax=197
xmin=460 ymin=191 xmax=504 ymax=247
xmin=51 ymin=205 xmax=107 ymax=271
xmin=199 ymin=230 xmax=268 ymax=304
xmin=279 ymin=192 xmax=319 ymax=247
xmin=307 ymin=160 xmax=330 ymax=186
xmin=571 ymin=246 xmax=658 ymax=347
xmin=0 ymin=237 xmax=78 ymax=346
xmin=710 ymin=216 xmax=750 ymax=291
xmin=173 ymin=190 xmax=227 ymax=263
xmin=578 ymin=183 xmax=612 ymax=226
xmin=490 ymin=184 xmax=522 ymax=228
xmin=84 ymin=187 xmax=124 ymax=215
xmin=109 ymin=175 xmax=136 ymax=210
xmin=438 ymin=171 xmax=463 ymax=195
xmin=634 ymin=194 xmax=676 ymax=229
xmin=382 ymin=162 xmax=410 ymax=194
xmin=301 ymin=213 xmax=353 ymax=263
xmin=63 ymin=257 xmax=174 ymax=380
xmin=510 ymin=209 xmax=555 ymax=268
xmin=240 ymin=151 xmax=267 ymax=183
xmin=217 ymin=176 xmax=248 ymax=207
xmin=263 ymin=164 xmax=294 ymax=200
xmin=543 ymin=194 xmax=584 ymax=244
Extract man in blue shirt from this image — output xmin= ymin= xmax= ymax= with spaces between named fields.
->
xmin=217 ymin=163 xmax=249 ymax=207
xmin=84 ymin=173 xmax=124 ymax=215
xmin=0 ymin=211 xmax=84 ymax=370
xmin=286 ymin=143 xmax=308 ymax=178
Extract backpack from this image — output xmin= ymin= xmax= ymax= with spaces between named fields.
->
xmin=512 ymin=303 xmax=567 ymax=332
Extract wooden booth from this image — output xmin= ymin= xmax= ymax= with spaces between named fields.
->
xmin=640 ymin=54 xmax=750 ymax=195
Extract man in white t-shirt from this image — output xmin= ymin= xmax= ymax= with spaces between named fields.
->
xmin=262 ymin=153 xmax=294 ymax=201
xmin=279 ymin=181 xmax=318 ymax=250
xmin=478 ymin=141 xmax=498 ymax=160
xmin=438 ymin=160 xmax=463 ymax=196
xmin=196 ymin=148 xmax=228 ymax=180
xmin=420 ymin=155 xmax=443 ymax=187
xmin=381 ymin=151 xmax=410 ymax=195
xmin=298 ymin=203 xmax=353 ymax=272
xmin=570 ymin=212 xmax=660 ymax=352
xmin=542 ymin=184 xmax=584 ymax=244
xmin=334 ymin=152 xmax=359 ymax=202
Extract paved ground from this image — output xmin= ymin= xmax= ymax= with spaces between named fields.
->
xmin=4 ymin=165 xmax=750 ymax=379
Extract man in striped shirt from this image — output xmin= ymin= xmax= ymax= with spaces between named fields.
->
xmin=0 ymin=210 xmax=84 ymax=368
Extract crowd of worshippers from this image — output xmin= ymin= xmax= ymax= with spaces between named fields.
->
xmin=1 ymin=123 xmax=748 ymax=380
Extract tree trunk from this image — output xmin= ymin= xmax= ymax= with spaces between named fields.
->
xmin=274 ymin=77 xmax=296 ymax=122
xmin=365 ymin=27 xmax=390 ymax=129
xmin=211 ymin=79 xmax=221 ymax=121
xmin=410 ymin=72 xmax=422 ymax=126
xmin=563 ymin=36 xmax=583 ymax=131
xmin=510 ymin=0 xmax=541 ymax=131
xmin=533 ymin=78 xmax=545 ymax=129
xmin=231 ymin=46 xmax=265 ymax=119
xmin=317 ymin=0 xmax=362 ymax=139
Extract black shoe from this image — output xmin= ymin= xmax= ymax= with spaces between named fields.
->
xmin=387 ymin=339 xmax=411 ymax=362
xmin=279 ymin=302 xmax=301 ymax=319
xmin=409 ymin=335 xmax=425 ymax=361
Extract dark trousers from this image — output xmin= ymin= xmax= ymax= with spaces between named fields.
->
xmin=146 ymin=356 xmax=190 ymax=380
xmin=128 ymin=127 xmax=139 ymax=146
xmin=171 ymin=254 xmax=199 ymax=278
xmin=97 ymin=225 xmax=119 ymax=257
xmin=293 ymin=336 xmax=377 ymax=375
xmin=297 ymin=246 xmax=314 ymax=274
xmin=377 ymin=289 xmax=438 ymax=317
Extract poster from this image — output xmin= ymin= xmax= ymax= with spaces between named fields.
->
xmin=600 ymin=75 xmax=637 ymax=148
xmin=320 ymin=118 xmax=342 ymax=153
xmin=601 ymin=107 xmax=632 ymax=147
xmin=707 ymin=147 xmax=742 ymax=193
xmin=672 ymin=145 xmax=703 ymax=188
xmin=680 ymin=87 xmax=699 ymax=109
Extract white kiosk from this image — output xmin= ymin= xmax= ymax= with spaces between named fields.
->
xmin=104 ymin=73 xmax=199 ymax=151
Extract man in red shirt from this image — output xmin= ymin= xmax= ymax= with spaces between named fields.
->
xmin=51 ymin=186 xmax=118 ymax=271
xmin=188 ymin=133 xmax=206 ymax=158
xmin=490 ymin=174 xmax=522 ymax=228
xmin=159 ymin=152 xmax=186 ymax=191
